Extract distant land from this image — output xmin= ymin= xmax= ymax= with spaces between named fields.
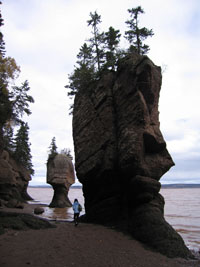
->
xmin=28 ymin=184 xmax=200 ymax=189
xmin=28 ymin=184 xmax=82 ymax=189
xmin=161 ymin=184 xmax=200 ymax=188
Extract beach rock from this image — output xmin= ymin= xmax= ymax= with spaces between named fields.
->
xmin=73 ymin=53 xmax=193 ymax=258
xmin=34 ymin=207 xmax=45 ymax=215
xmin=0 ymin=149 xmax=33 ymax=208
xmin=47 ymin=153 xmax=75 ymax=207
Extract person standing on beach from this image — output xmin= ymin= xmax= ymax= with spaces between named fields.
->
xmin=72 ymin=198 xmax=82 ymax=226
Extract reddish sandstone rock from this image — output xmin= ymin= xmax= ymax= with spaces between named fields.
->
xmin=0 ymin=150 xmax=32 ymax=208
xmin=73 ymin=53 xmax=192 ymax=258
xmin=47 ymin=154 xmax=75 ymax=207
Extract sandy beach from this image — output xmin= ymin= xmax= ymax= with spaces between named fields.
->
xmin=0 ymin=203 xmax=200 ymax=267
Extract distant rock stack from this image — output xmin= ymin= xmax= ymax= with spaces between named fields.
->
xmin=46 ymin=154 xmax=75 ymax=207
xmin=73 ymin=53 xmax=193 ymax=259
xmin=0 ymin=150 xmax=33 ymax=208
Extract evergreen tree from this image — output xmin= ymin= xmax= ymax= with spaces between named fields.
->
xmin=0 ymin=3 xmax=33 ymax=136
xmin=48 ymin=137 xmax=58 ymax=160
xmin=104 ymin=26 xmax=121 ymax=70
xmin=13 ymin=122 xmax=34 ymax=175
xmin=87 ymin=11 xmax=105 ymax=72
xmin=0 ymin=2 xmax=34 ymax=174
xmin=66 ymin=6 xmax=154 ymax=113
xmin=124 ymin=6 xmax=154 ymax=55
xmin=0 ymin=3 xmax=20 ymax=129
xmin=10 ymin=80 xmax=34 ymax=125
xmin=76 ymin=43 xmax=94 ymax=66
xmin=60 ymin=148 xmax=73 ymax=160
xmin=2 ymin=125 xmax=14 ymax=152
xmin=66 ymin=43 xmax=95 ymax=98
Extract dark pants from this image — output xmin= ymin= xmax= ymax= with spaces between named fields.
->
xmin=74 ymin=212 xmax=80 ymax=225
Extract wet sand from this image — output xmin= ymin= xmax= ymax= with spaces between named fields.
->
xmin=0 ymin=203 xmax=199 ymax=267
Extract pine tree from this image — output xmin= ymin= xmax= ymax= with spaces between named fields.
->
xmin=13 ymin=122 xmax=34 ymax=175
xmin=10 ymin=80 xmax=34 ymax=125
xmin=0 ymin=4 xmax=12 ymax=128
xmin=60 ymin=148 xmax=73 ymax=160
xmin=0 ymin=3 xmax=29 ymax=131
xmin=76 ymin=43 xmax=94 ymax=66
xmin=125 ymin=6 xmax=154 ymax=55
xmin=2 ymin=125 xmax=14 ymax=152
xmin=48 ymin=137 xmax=58 ymax=160
xmin=66 ymin=43 xmax=95 ymax=98
xmin=87 ymin=11 xmax=105 ymax=72
xmin=104 ymin=26 xmax=121 ymax=70
xmin=66 ymin=6 xmax=154 ymax=113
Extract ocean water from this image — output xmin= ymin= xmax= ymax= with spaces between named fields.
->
xmin=27 ymin=187 xmax=200 ymax=252
xmin=160 ymin=188 xmax=200 ymax=252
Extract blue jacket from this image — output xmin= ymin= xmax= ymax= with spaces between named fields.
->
xmin=73 ymin=201 xmax=80 ymax=213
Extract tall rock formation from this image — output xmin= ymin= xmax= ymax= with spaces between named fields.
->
xmin=73 ymin=54 xmax=192 ymax=258
xmin=0 ymin=149 xmax=32 ymax=208
xmin=47 ymin=154 xmax=75 ymax=207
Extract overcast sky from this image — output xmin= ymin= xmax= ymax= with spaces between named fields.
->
xmin=1 ymin=0 xmax=200 ymax=185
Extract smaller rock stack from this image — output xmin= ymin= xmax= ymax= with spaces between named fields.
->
xmin=46 ymin=154 xmax=75 ymax=207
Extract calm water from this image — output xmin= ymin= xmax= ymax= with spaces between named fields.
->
xmin=160 ymin=188 xmax=200 ymax=252
xmin=27 ymin=187 xmax=200 ymax=252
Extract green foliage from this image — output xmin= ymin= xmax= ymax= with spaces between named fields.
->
xmin=77 ymin=43 xmax=93 ymax=66
xmin=10 ymin=80 xmax=34 ymax=125
xmin=0 ymin=4 xmax=34 ymax=131
xmin=0 ymin=57 xmax=21 ymax=127
xmin=66 ymin=6 xmax=154 ymax=112
xmin=66 ymin=43 xmax=95 ymax=98
xmin=0 ymin=2 xmax=34 ymax=176
xmin=60 ymin=148 xmax=73 ymax=160
xmin=13 ymin=122 xmax=34 ymax=175
xmin=104 ymin=26 xmax=121 ymax=70
xmin=66 ymin=12 xmax=123 ymax=103
xmin=0 ymin=7 xmax=21 ymax=126
xmin=48 ymin=137 xmax=58 ymax=160
xmin=87 ymin=11 xmax=105 ymax=72
xmin=2 ymin=125 xmax=14 ymax=152
xmin=125 ymin=6 xmax=154 ymax=55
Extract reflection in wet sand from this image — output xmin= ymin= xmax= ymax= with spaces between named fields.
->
xmin=27 ymin=187 xmax=85 ymax=222
xmin=39 ymin=206 xmax=85 ymax=222
xmin=42 ymin=207 xmax=73 ymax=221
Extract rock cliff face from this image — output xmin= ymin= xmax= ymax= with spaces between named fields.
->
xmin=0 ymin=149 xmax=32 ymax=208
xmin=73 ymin=54 xmax=192 ymax=258
xmin=47 ymin=154 xmax=75 ymax=207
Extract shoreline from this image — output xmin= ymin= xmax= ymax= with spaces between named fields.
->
xmin=0 ymin=203 xmax=200 ymax=266
xmin=28 ymin=184 xmax=200 ymax=189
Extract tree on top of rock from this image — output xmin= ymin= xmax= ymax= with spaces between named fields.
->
xmin=87 ymin=11 xmax=105 ymax=72
xmin=66 ymin=43 xmax=95 ymax=98
xmin=65 ymin=5 xmax=154 ymax=113
xmin=124 ymin=6 xmax=154 ymax=55
xmin=103 ymin=26 xmax=121 ymax=71
xmin=60 ymin=148 xmax=73 ymax=161
xmin=48 ymin=137 xmax=58 ymax=160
